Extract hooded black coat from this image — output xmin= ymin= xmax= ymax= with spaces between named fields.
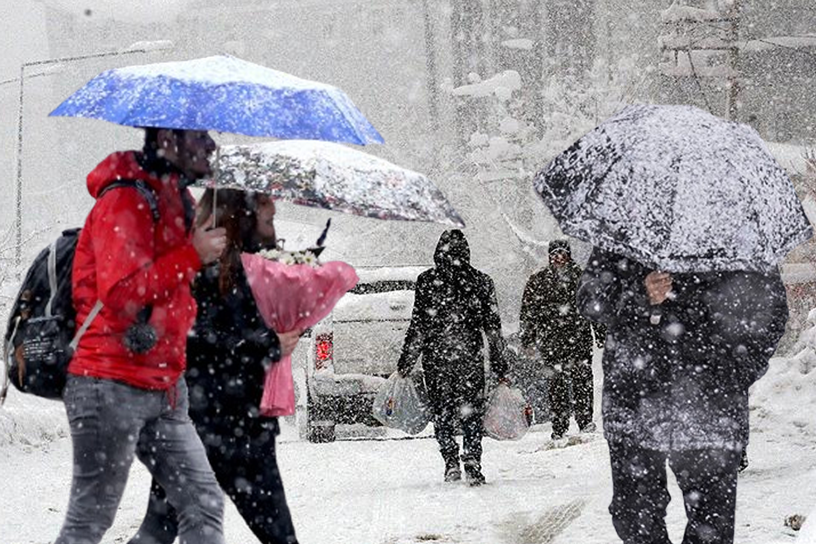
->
xmin=398 ymin=230 xmax=507 ymax=412
xmin=576 ymin=247 xmax=788 ymax=451
xmin=186 ymin=262 xmax=282 ymax=437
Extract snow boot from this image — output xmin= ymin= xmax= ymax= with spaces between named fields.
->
xmin=444 ymin=457 xmax=461 ymax=482
xmin=738 ymin=448 xmax=749 ymax=473
xmin=464 ymin=461 xmax=486 ymax=487
xmin=580 ymin=422 xmax=597 ymax=433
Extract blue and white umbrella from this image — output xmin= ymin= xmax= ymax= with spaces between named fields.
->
xmin=49 ymin=55 xmax=384 ymax=145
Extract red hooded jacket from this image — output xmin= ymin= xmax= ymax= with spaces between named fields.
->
xmin=69 ymin=151 xmax=202 ymax=390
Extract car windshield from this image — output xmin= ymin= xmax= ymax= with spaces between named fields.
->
xmin=349 ymin=280 xmax=415 ymax=295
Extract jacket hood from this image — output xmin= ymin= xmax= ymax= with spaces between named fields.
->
xmin=434 ymin=229 xmax=471 ymax=271
xmin=86 ymin=151 xmax=171 ymax=198
xmin=548 ymin=239 xmax=571 ymax=256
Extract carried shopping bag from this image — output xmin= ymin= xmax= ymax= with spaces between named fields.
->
xmin=483 ymin=383 xmax=531 ymax=441
xmin=372 ymin=372 xmax=431 ymax=435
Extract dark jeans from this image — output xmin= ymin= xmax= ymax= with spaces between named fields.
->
xmin=434 ymin=395 xmax=485 ymax=466
xmin=129 ymin=418 xmax=297 ymax=544
xmin=549 ymin=359 xmax=593 ymax=436
xmin=608 ymin=441 xmax=741 ymax=544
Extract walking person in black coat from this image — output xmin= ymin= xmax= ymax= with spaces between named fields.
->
xmin=129 ymin=188 xmax=302 ymax=544
xmin=577 ymin=247 xmax=788 ymax=544
xmin=519 ymin=239 xmax=605 ymax=439
xmin=398 ymin=230 xmax=508 ymax=486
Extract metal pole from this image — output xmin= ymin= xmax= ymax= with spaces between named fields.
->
xmin=14 ymin=64 xmax=25 ymax=275
xmin=12 ymin=47 xmax=157 ymax=275
xmin=421 ymin=0 xmax=439 ymax=131
xmin=727 ymin=0 xmax=742 ymax=121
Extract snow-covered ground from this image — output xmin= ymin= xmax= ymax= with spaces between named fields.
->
xmin=2 ymin=347 xmax=816 ymax=544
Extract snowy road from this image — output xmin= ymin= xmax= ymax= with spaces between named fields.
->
xmin=2 ymin=352 xmax=816 ymax=544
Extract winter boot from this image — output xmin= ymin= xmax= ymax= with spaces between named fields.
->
xmin=463 ymin=460 xmax=486 ymax=487
xmin=580 ymin=422 xmax=597 ymax=433
xmin=444 ymin=457 xmax=462 ymax=482
xmin=738 ymin=447 xmax=749 ymax=473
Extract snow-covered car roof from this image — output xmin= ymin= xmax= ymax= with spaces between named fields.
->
xmin=354 ymin=266 xmax=429 ymax=284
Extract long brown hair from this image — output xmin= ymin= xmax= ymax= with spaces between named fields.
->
xmin=196 ymin=188 xmax=261 ymax=295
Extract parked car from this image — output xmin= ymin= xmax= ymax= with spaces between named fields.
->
xmin=296 ymin=266 xmax=427 ymax=442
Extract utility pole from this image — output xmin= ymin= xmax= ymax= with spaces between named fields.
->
xmin=726 ymin=0 xmax=743 ymax=121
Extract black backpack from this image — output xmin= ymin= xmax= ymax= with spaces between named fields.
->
xmin=2 ymin=180 xmax=159 ymax=402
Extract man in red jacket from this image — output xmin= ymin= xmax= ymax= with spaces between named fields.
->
xmin=55 ymin=128 xmax=228 ymax=544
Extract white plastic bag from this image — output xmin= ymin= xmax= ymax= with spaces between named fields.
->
xmin=483 ymin=383 xmax=531 ymax=441
xmin=372 ymin=372 xmax=431 ymax=435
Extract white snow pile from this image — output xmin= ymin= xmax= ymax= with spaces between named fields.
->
xmin=751 ymin=309 xmax=816 ymax=542
xmin=660 ymin=3 xmax=721 ymax=23
xmin=501 ymin=39 xmax=534 ymax=51
xmin=0 ymin=392 xmax=68 ymax=449
xmin=752 ymin=309 xmax=816 ymax=439
xmin=451 ymin=70 xmax=522 ymax=100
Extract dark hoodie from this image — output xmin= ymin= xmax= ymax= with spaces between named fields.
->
xmin=398 ymin=230 xmax=506 ymax=409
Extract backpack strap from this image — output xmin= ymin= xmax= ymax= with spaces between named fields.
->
xmin=68 ymin=181 xmax=160 ymax=353
xmin=100 ymin=179 xmax=160 ymax=223
xmin=69 ymin=300 xmax=104 ymax=352
xmin=45 ymin=237 xmax=59 ymax=318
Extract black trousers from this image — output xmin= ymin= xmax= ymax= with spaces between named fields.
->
xmin=607 ymin=441 xmax=741 ymax=544
xmin=548 ymin=359 xmax=593 ymax=436
xmin=129 ymin=418 xmax=298 ymax=544
xmin=433 ymin=395 xmax=485 ymax=466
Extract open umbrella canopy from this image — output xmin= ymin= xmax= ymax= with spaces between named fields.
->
xmin=49 ymin=55 xmax=384 ymax=145
xmin=534 ymin=104 xmax=812 ymax=273
xmin=200 ymin=140 xmax=464 ymax=228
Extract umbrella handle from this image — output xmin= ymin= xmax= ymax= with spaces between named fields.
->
xmin=210 ymin=147 xmax=220 ymax=229
xmin=316 ymin=218 xmax=331 ymax=247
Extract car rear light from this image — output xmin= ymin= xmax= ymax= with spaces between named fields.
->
xmin=315 ymin=332 xmax=333 ymax=370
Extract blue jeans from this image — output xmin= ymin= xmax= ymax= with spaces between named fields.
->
xmin=55 ymin=375 xmax=225 ymax=544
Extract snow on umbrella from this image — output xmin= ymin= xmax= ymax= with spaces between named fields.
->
xmin=534 ymin=104 xmax=812 ymax=273
xmin=49 ymin=55 xmax=384 ymax=145
xmin=202 ymin=139 xmax=465 ymax=228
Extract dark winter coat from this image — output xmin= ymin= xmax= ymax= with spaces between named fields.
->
xmin=576 ymin=247 xmax=788 ymax=451
xmin=398 ymin=230 xmax=507 ymax=412
xmin=70 ymin=151 xmax=202 ymax=390
xmin=519 ymin=260 xmax=603 ymax=366
xmin=186 ymin=259 xmax=282 ymax=438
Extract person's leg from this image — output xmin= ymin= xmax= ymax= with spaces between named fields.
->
xmin=56 ymin=376 xmax=157 ymax=544
xmin=461 ymin=395 xmax=486 ymax=486
xmin=548 ymin=369 xmax=570 ymax=439
xmin=607 ymin=440 xmax=672 ymax=544
xmin=224 ymin=420 xmax=298 ymax=544
xmin=433 ymin=397 xmax=461 ymax=481
xmin=126 ymin=479 xmax=178 ymax=544
xmin=140 ymin=379 xmax=225 ymax=544
xmin=669 ymin=448 xmax=741 ymax=544
xmin=570 ymin=358 xmax=594 ymax=431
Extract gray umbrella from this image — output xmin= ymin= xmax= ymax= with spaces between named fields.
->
xmin=534 ymin=104 xmax=812 ymax=273
xmin=200 ymin=140 xmax=464 ymax=228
